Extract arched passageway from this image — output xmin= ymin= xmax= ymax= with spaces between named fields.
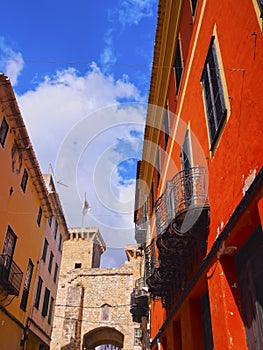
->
xmin=83 ymin=327 xmax=124 ymax=350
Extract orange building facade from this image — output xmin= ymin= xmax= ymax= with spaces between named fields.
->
xmin=134 ymin=0 xmax=263 ymax=349
xmin=0 ymin=74 xmax=68 ymax=349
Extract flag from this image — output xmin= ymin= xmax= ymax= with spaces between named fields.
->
xmin=82 ymin=192 xmax=90 ymax=216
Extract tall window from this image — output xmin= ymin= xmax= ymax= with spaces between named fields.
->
xmin=48 ymin=297 xmax=54 ymax=324
xmin=2 ymin=226 xmax=17 ymax=271
xmin=48 ymin=251 xmax=54 ymax=273
xmin=201 ymin=291 xmax=214 ymax=350
xmin=42 ymin=239 xmax=49 ymax=262
xmin=37 ymin=206 xmax=42 ymax=227
xmin=201 ymin=37 xmax=227 ymax=150
xmin=42 ymin=288 xmax=50 ymax=317
xmin=257 ymin=0 xmax=263 ymax=17
xmin=235 ymin=226 xmax=263 ymax=349
xmin=34 ymin=276 xmax=43 ymax=309
xmin=48 ymin=216 xmax=53 ymax=227
xmin=0 ymin=117 xmax=9 ymax=147
xmin=164 ymin=106 xmax=170 ymax=150
xmin=54 ymin=263 xmax=59 ymax=283
xmin=54 ymin=220 xmax=58 ymax=240
xmin=20 ymin=259 xmax=34 ymax=311
xmin=101 ymin=304 xmax=111 ymax=322
xmin=58 ymin=234 xmax=62 ymax=252
xmin=20 ymin=169 xmax=29 ymax=193
xmin=174 ymin=40 xmax=183 ymax=95
xmin=190 ymin=0 xmax=198 ymax=16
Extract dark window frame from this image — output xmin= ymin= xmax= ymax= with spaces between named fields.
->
xmin=48 ymin=216 xmax=53 ymax=227
xmin=201 ymin=36 xmax=227 ymax=151
xmin=48 ymin=251 xmax=54 ymax=273
xmin=0 ymin=117 xmax=9 ymax=147
xmin=174 ymin=39 xmax=184 ymax=95
xmin=58 ymin=234 xmax=62 ymax=252
xmin=42 ymin=287 xmax=50 ymax=317
xmin=34 ymin=276 xmax=43 ymax=309
xmin=20 ymin=168 xmax=29 ymax=193
xmin=37 ymin=206 xmax=42 ymax=227
xmin=42 ymin=239 xmax=49 ymax=262
xmin=54 ymin=220 xmax=58 ymax=240
xmin=164 ymin=106 xmax=170 ymax=151
xmin=257 ymin=0 xmax=263 ymax=17
xmin=54 ymin=263 xmax=59 ymax=282
xmin=20 ymin=259 xmax=34 ymax=312
xmin=48 ymin=296 xmax=54 ymax=324
xmin=190 ymin=0 xmax=198 ymax=16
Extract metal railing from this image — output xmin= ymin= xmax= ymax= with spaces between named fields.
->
xmin=0 ymin=254 xmax=23 ymax=295
xmin=145 ymin=241 xmax=156 ymax=280
xmin=155 ymin=166 xmax=208 ymax=236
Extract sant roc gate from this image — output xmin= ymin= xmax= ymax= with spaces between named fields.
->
xmin=50 ymin=228 xmax=145 ymax=350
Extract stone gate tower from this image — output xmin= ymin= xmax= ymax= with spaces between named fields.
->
xmin=50 ymin=227 xmax=143 ymax=350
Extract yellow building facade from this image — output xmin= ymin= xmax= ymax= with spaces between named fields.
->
xmin=0 ymin=73 xmax=68 ymax=349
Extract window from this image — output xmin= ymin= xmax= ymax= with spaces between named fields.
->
xmin=190 ymin=0 xmax=198 ymax=16
xmin=20 ymin=169 xmax=29 ymax=193
xmin=37 ymin=207 xmax=42 ymax=227
xmin=48 ymin=216 xmax=53 ymax=227
xmin=174 ymin=40 xmax=183 ymax=95
xmin=235 ymin=226 xmax=263 ymax=349
xmin=48 ymin=251 xmax=54 ymax=273
xmin=34 ymin=277 xmax=43 ymax=309
xmin=54 ymin=220 xmax=58 ymax=240
xmin=48 ymin=296 xmax=54 ymax=324
xmin=101 ymin=304 xmax=111 ymax=322
xmin=54 ymin=263 xmax=59 ymax=282
xmin=2 ymin=226 xmax=17 ymax=272
xmin=42 ymin=288 xmax=50 ymax=317
xmin=0 ymin=117 xmax=9 ymax=147
xmin=257 ymin=0 xmax=263 ymax=17
xmin=42 ymin=239 xmax=49 ymax=262
xmin=156 ymin=148 xmax=161 ymax=187
xmin=75 ymin=263 xmax=82 ymax=269
xmin=164 ymin=106 xmax=170 ymax=150
xmin=20 ymin=259 xmax=34 ymax=311
xmin=58 ymin=234 xmax=62 ymax=252
xmin=134 ymin=328 xmax=141 ymax=346
xmin=201 ymin=37 xmax=227 ymax=150
xmin=201 ymin=291 xmax=214 ymax=350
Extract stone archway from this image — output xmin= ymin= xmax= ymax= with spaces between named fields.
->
xmin=83 ymin=327 xmax=124 ymax=350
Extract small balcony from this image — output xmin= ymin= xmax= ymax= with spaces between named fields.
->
xmin=135 ymin=219 xmax=149 ymax=244
xmin=130 ymin=278 xmax=149 ymax=323
xmin=145 ymin=167 xmax=210 ymax=306
xmin=0 ymin=254 xmax=23 ymax=296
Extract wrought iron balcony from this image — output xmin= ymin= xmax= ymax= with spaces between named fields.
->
xmin=130 ymin=278 xmax=149 ymax=323
xmin=145 ymin=167 xmax=210 ymax=307
xmin=156 ymin=166 xmax=209 ymax=236
xmin=135 ymin=219 xmax=149 ymax=244
xmin=145 ymin=241 xmax=156 ymax=281
xmin=0 ymin=254 xmax=23 ymax=296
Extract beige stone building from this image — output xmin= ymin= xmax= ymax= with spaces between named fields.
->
xmin=50 ymin=227 xmax=146 ymax=350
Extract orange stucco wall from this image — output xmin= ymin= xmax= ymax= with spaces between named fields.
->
xmin=149 ymin=0 xmax=263 ymax=349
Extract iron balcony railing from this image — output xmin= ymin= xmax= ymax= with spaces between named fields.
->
xmin=155 ymin=166 xmax=208 ymax=236
xmin=145 ymin=241 xmax=156 ymax=280
xmin=130 ymin=277 xmax=149 ymax=323
xmin=0 ymin=254 xmax=23 ymax=296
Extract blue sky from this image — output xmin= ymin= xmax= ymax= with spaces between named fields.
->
xmin=0 ymin=0 xmax=158 ymax=267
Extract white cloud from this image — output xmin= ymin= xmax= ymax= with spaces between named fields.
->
xmin=17 ymin=65 xmax=146 ymax=266
xmin=0 ymin=36 xmax=24 ymax=86
xmin=116 ymin=0 xmax=157 ymax=26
